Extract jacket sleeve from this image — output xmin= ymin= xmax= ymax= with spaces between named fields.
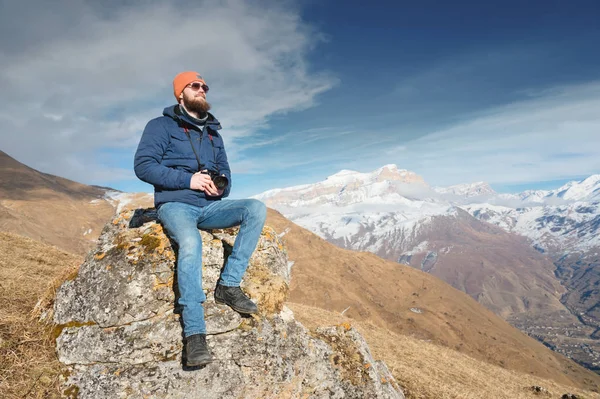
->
xmin=134 ymin=119 xmax=193 ymax=190
xmin=216 ymin=139 xmax=232 ymax=198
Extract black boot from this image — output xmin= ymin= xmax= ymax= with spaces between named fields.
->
xmin=185 ymin=334 xmax=213 ymax=367
xmin=214 ymin=284 xmax=258 ymax=314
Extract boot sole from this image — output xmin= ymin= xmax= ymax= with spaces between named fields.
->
xmin=186 ymin=357 xmax=213 ymax=367
xmin=215 ymin=298 xmax=258 ymax=314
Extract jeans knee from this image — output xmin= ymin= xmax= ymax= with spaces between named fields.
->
xmin=177 ymin=234 xmax=202 ymax=257
xmin=247 ymin=199 xmax=267 ymax=222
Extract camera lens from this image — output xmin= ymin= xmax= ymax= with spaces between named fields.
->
xmin=213 ymin=175 xmax=228 ymax=190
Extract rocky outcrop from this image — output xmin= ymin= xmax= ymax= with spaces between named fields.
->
xmin=53 ymin=208 xmax=404 ymax=398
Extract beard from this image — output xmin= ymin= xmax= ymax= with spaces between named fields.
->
xmin=182 ymin=93 xmax=211 ymax=114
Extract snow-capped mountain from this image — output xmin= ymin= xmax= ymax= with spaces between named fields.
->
xmin=253 ymin=166 xmax=600 ymax=371
xmin=256 ymin=164 xmax=599 ymax=261
xmin=255 ymin=165 xmax=450 ymax=254
xmin=499 ymin=175 xmax=600 ymax=204
xmin=460 ymin=175 xmax=600 ymax=254
xmin=254 ymin=165 xmax=570 ymax=318
xmin=253 ymin=166 xmax=600 ymax=284
xmin=257 ymin=164 xmax=429 ymax=208
xmin=434 ymin=182 xmax=496 ymax=198
xmin=548 ymin=174 xmax=600 ymax=202
xmin=465 ymin=201 xmax=600 ymax=253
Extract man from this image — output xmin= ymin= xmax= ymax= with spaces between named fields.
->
xmin=134 ymin=71 xmax=267 ymax=367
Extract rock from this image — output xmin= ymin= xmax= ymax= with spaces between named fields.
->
xmin=529 ymin=385 xmax=549 ymax=395
xmin=54 ymin=208 xmax=404 ymax=398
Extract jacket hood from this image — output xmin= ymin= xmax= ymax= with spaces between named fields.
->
xmin=162 ymin=105 xmax=221 ymax=129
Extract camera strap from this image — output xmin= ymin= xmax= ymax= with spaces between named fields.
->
xmin=183 ymin=126 xmax=219 ymax=173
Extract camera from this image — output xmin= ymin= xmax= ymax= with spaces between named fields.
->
xmin=201 ymin=169 xmax=229 ymax=190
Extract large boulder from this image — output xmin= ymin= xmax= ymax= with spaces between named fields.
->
xmin=53 ymin=208 xmax=404 ymax=398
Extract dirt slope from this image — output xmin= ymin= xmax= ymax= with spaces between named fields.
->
xmin=0 ymin=150 xmax=115 ymax=255
xmin=289 ymin=303 xmax=600 ymax=399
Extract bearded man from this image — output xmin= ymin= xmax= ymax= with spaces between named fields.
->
xmin=134 ymin=71 xmax=266 ymax=367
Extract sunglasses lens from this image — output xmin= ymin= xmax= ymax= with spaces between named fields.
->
xmin=189 ymin=82 xmax=209 ymax=92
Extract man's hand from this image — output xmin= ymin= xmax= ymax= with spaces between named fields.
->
xmin=190 ymin=172 xmax=220 ymax=196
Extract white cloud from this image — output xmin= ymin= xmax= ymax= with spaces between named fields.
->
xmin=0 ymin=0 xmax=336 ymax=185
xmin=377 ymin=81 xmax=600 ymax=187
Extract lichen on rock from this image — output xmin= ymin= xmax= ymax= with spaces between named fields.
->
xmin=54 ymin=208 xmax=404 ymax=398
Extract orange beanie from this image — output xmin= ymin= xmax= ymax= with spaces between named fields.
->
xmin=173 ymin=71 xmax=206 ymax=101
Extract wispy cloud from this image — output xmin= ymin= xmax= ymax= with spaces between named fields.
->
xmin=0 ymin=0 xmax=336 ymax=185
xmin=226 ymin=126 xmax=358 ymax=176
xmin=400 ymin=81 xmax=600 ymax=185
xmin=234 ymin=77 xmax=600 ymax=197
xmin=228 ymin=127 xmax=350 ymax=155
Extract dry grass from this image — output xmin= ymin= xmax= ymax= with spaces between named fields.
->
xmin=289 ymin=302 xmax=600 ymax=399
xmin=0 ymin=232 xmax=81 ymax=399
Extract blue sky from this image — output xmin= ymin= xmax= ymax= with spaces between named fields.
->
xmin=1 ymin=0 xmax=599 ymax=198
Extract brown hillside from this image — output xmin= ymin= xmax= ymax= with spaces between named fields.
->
xmin=0 ymin=150 xmax=115 ymax=255
xmin=394 ymin=209 xmax=566 ymax=319
xmin=289 ymin=303 xmax=600 ymax=399
xmin=0 ymin=150 xmax=104 ymax=200
xmin=265 ymin=208 xmax=600 ymax=392
xmin=323 ymin=207 xmax=568 ymax=321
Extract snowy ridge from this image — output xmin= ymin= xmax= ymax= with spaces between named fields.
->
xmin=465 ymin=201 xmax=600 ymax=252
xmin=290 ymin=204 xmax=456 ymax=254
xmin=462 ymin=175 xmax=600 ymax=253
xmin=253 ymin=164 xmax=426 ymax=204
xmin=253 ymin=166 xmax=453 ymax=253
xmin=434 ymin=182 xmax=496 ymax=197
xmin=323 ymin=164 xmax=414 ymax=184
xmin=554 ymin=174 xmax=600 ymax=201
xmin=497 ymin=174 xmax=600 ymax=204
xmin=254 ymin=166 xmax=600 ymax=258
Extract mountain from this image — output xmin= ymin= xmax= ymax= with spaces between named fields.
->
xmin=543 ymin=175 xmax=600 ymax=202
xmin=258 ymin=164 xmax=428 ymax=207
xmin=465 ymin=176 xmax=600 ymax=253
xmin=254 ymin=165 xmax=600 ymax=373
xmin=265 ymin=208 xmax=600 ymax=391
xmin=0 ymin=149 xmax=106 ymax=200
xmin=0 ymin=150 xmax=152 ymax=255
xmin=254 ymin=166 xmax=566 ymax=317
xmin=434 ymin=181 xmax=496 ymax=197
xmin=463 ymin=175 xmax=600 ymax=371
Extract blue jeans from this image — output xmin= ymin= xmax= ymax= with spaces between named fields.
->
xmin=157 ymin=199 xmax=267 ymax=337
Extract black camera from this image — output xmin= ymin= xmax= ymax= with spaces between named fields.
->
xmin=201 ymin=170 xmax=229 ymax=190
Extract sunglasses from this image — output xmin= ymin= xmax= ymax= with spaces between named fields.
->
xmin=187 ymin=82 xmax=210 ymax=93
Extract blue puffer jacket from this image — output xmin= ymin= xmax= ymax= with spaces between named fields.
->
xmin=134 ymin=105 xmax=232 ymax=208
